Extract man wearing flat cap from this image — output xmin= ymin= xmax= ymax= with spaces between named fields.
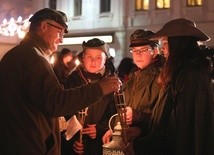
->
xmin=0 ymin=8 xmax=121 ymax=155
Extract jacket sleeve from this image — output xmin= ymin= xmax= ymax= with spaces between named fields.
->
xmin=22 ymin=56 xmax=103 ymax=117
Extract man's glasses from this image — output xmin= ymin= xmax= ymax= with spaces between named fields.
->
xmin=46 ymin=22 xmax=64 ymax=37
xmin=129 ymin=48 xmax=153 ymax=54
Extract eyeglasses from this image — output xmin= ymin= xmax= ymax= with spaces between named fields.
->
xmin=46 ymin=22 xmax=64 ymax=37
xmin=129 ymin=48 xmax=153 ymax=54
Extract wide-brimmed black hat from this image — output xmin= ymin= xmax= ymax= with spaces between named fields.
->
xmin=29 ymin=8 xmax=68 ymax=33
xmin=82 ymin=38 xmax=110 ymax=58
xmin=152 ymin=18 xmax=210 ymax=42
xmin=129 ymin=29 xmax=158 ymax=47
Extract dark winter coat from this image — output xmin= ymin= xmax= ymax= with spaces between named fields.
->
xmin=123 ymin=56 xmax=163 ymax=135
xmin=0 ymin=33 xmax=103 ymax=155
xmin=133 ymin=56 xmax=214 ymax=155
xmin=64 ymin=66 xmax=116 ymax=155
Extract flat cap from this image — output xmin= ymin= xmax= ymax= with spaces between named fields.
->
xmin=130 ymin=29 xmax=158 ymax=47
xmin=82 ymin=38 xmax=110 ymax=58
xmin=29 ymin=8 xmax=68 ymax=33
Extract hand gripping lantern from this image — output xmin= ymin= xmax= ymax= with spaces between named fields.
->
xmin=102 ymin=90 xmax=129 ymax=155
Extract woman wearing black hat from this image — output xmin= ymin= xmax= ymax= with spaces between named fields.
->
xmin=133 ymin=18 xmax=214 ymax=155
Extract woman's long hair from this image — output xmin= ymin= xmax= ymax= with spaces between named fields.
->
xmin=158 ymin=36 xmax=209 ymax=87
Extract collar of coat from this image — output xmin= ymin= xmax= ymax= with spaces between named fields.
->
xmin=20 ymin=32 xmax=50 ymax=55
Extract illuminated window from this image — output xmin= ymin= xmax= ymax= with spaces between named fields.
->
xmin=49 ymin=0 xmax=57 ymax=10
xmin=74 ymin=0 xmax=82 ymax=16
xmin=187 ymin=0 xmax=203 ymax=6
xmin=100 ymin=0 xmax=111 ymax=13
xmin=156 ymin=0 xmax=170 ymax=9
xmin=135 ymin=0 xmax=149 ymax=11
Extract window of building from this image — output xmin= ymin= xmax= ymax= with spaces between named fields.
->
xmin=156 ymin=0 xmax=170 ymax=9
xmin=135 ymin=0 xmax=149 ymax=11
xmin=74 ymin=0 xmax=82 ymax=16
xmin=187 ymin=0 xmax=203 ymax=6
xmin=49 ymin=0 xmax=57 ymax=10
xmin=100 ymin=0 xmax=111 ymax=13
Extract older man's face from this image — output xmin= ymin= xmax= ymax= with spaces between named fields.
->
xmin=42 ymin=20 xmax=65 ymax=54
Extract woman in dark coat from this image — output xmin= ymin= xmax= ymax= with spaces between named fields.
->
xmin=133 ymin=18 xmax=214 ymax=155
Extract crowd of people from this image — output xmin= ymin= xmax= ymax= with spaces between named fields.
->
xmin=0 ymin=8 xmax=213 ymax=155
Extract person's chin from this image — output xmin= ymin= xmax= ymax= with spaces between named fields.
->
xmin=89 ymin=70 xmax=97 ymax=73
xmin=136 ymin=62 xmax=144 ymax=66
xmin=52 ymin=44 xmax=59 ymax=51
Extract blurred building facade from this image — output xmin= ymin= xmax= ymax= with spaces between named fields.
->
xmin=0 ymin=0 xmax=214 ymax=66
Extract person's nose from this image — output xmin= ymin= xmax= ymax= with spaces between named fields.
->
xmin=136 ymin=53 xmax=142 ymax=57
xmin=91 ymin=59 xmax=96 ymax=64
xmin=59 ymin=36 xmax=63 ymax=43
xmin=91 ymin=58 xmax=96 ymax=61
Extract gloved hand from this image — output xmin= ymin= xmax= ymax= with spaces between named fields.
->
xmin=98 ymin=76 xmax=122 ymax=95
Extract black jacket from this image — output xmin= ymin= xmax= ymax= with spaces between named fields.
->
xmin=133 ymin=56 xmax=214 ymax=155
xmin=64 ymin=66 xmax=116 ymax=155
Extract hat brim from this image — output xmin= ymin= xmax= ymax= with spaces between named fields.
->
xmin=129 ymin=41 xmax=158 ymax=47
xmin=130 ymin=42 xmax=149 ymax=47
xmin=152 ymin=25 xmax=210 ymax=42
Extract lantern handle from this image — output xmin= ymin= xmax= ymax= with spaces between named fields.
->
xmin=108 ymin=113 xmax=118 ymax=133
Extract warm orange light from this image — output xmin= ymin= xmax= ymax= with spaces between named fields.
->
xmin=0 ymin=14 xmax=32 ymax=38
xmin=75 ymin=58 xmax=81 ymax=66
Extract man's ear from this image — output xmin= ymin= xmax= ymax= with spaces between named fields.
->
xmin=40 ymin=21 xmax=48 ymax=32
